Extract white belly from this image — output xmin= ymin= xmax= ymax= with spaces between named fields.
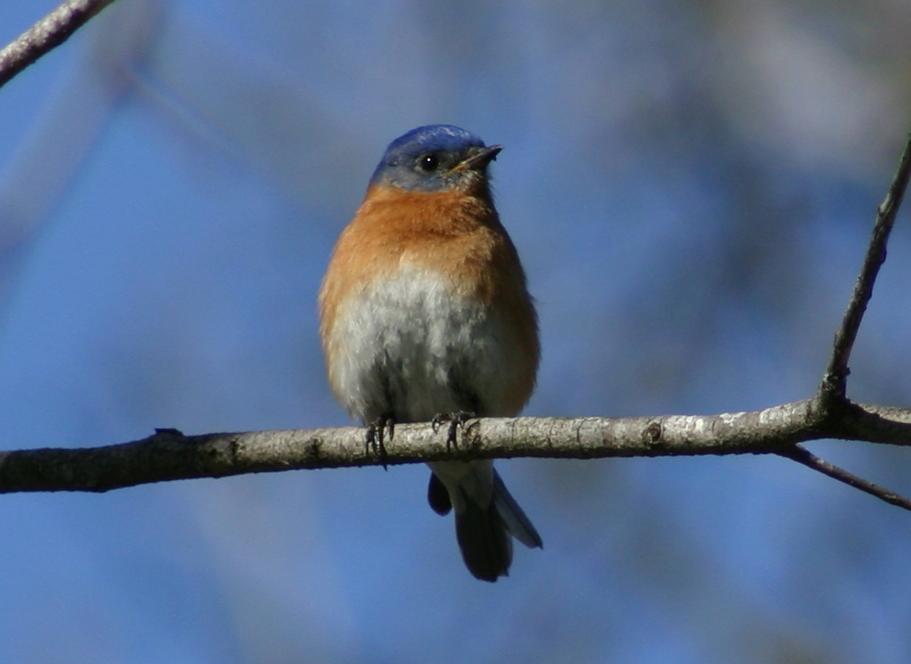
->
xmin=327 ymin=265 xmax=521 ymax=423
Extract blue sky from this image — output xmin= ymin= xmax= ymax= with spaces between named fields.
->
xmin=2 ymin=2 xmax=911 ymax=662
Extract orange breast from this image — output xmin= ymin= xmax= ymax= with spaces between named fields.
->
xmin=319 ymin=185 xmax=539 ymax=416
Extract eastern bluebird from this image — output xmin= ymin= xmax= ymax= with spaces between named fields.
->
xmin=319 ymin=124 xmax=542 ymax=581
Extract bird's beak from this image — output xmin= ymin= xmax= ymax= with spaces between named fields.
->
xmin=450 ymin=145 xmax=503 ymax=173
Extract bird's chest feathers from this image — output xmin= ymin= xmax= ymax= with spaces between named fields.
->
xmin=329 ymin=264 xmax=514 ymax=420
xmin=353 ymin=267 xmax=485 ymax=353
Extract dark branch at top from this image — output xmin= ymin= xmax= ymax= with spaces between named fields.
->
xmin=0 ymin=0 xmax=118 ymax=89
xmin=821 ymin=133 xmax=911 ymax=402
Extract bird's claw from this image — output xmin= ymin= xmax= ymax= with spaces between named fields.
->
xmin=366 ymin=415 xmax=394 ymax=469
xmin=432 ymin=411 xmax=475 ymax=451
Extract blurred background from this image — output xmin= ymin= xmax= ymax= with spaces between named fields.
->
xmin=1 ymin=1 xmax=911 ymax=662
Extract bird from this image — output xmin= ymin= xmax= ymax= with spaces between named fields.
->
xmin=318 ymin=124 xmax=542 ymax=581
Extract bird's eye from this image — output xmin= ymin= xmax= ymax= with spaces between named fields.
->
xmin=418 ymin=154 xmax=439 ymax=172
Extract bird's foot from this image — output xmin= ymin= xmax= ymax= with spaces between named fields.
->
xmin=431 ymin=410 xmax=476 ymax=451
xmin=366 ymin=415 xmax=394 ymax=470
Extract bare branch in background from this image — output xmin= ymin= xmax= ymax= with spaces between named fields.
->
xmin=0 ymin=1 xmax=160 ymax=323
xmin=0 ymin=0 xmax=119 ymax=89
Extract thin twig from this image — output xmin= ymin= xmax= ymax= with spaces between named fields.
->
xmin=778 ymin=134 xmax=911 ymax=513
xmin=0 ymin=0 xmax=118 ymax=89
xmin=778 ymin=445 xmax=911 ymax=512
xmin=821 ymin=133 xmax=911 ymax=401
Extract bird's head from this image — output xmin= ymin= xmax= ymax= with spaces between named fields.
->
xmin=369 ymin=125 xmax=501 ymax=193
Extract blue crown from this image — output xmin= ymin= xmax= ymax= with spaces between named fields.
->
xmin=370 ymin=125 xmax=493 ymax=191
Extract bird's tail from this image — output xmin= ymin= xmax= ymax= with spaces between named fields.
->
xmin=428 ymin=462 xmax=542 ymax=582
xmin=491 ymin=470 xmax=542 ymax=549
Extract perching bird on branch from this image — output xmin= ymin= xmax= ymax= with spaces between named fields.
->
xmin=319 ymin=124 xmax=542 ymax=581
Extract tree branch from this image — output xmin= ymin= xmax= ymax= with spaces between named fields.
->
xmin=777 ymin=445 xmax=911 ymax=511
xmin=0 ymin=0 xmax=118 ymax=89
xmin=765 ymin=132 xmax=911 ymax=509
xmin=820 ymin=132 xmax=911 ymax=402
xmin=0 ymin=400 xmax=909 ymax=497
